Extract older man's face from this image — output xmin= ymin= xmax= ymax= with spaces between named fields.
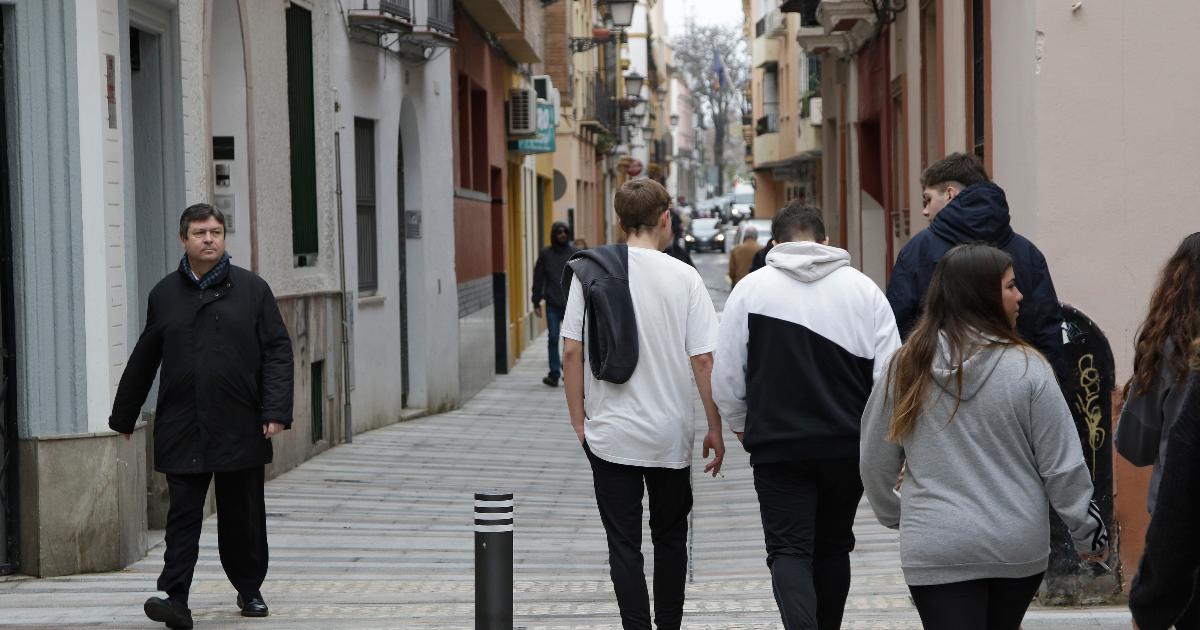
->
xmin=182 ymin=216 xmax=226 ymax=265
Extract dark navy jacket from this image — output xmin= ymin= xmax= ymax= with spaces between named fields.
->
xmin=885 ymin=182 xmax=1065 ymax=374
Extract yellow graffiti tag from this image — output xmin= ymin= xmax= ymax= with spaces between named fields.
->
xmin=1073 ymin=353 xmax=1106 ymax=480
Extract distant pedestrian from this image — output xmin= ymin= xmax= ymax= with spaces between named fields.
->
xmin=860 ymin=244 xmax=1107 ymax=630
xmin=1129 ymin=354 xmax=1200 ymax=630
xmin=562 ymin=178 xmax=723 ymax=630
xmin=727 ymin=225 xmax=762 ymax=287
xmin=886 ymin=153 xmax=1065 ymax=375
xmin=1116 ymin=232 xmax=1200 ymax=513
xmin=749 ymin=238 xmax=775 ymax=274
xmin=713 ymin=204 xmax=900 ymax=629
xmin=532 ymin=221 xmax=577 ymax=387
xmin=109 ymin=203 xmax=294 ymax=629
xmin=664 ymin=207 xmax=695 ymax=267
xmin=573 ymin=237 xmax=589 ymax=250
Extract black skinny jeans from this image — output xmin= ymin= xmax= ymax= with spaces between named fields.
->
xmin=908 ymin=572 xmax=1045 ymax=630
xmin=752 ymin=458 xmax=863 ymax=630
xmin=586 ymin=443 xmax=693 ymax=630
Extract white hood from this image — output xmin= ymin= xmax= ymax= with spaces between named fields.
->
xmin=765 ymin=241 xmax=851 ymax=282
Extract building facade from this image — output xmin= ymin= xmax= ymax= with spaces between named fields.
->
xmin=0 ymin=0 xmax=459 ymax=578
xmin=794 ymin=0 xmax=1200 ymax=597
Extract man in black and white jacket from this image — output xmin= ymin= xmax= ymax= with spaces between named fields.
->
xmin=713 ymin=204 xmax=900 ymax=630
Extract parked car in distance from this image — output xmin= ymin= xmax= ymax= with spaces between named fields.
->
xmin=685 ymin=218 xmax=726 ymax=253
xmin=734 ymin=219 xmax=773 ymax=247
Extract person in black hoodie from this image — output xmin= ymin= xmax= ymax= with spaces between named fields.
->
xmin=886 ymin=153 xmax=1065 ymax=374
xmin=532 ymin=221 xmax=577 ymax=386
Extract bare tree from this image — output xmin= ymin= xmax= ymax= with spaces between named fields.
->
xmin=672 ymin=21 xmax=749 ymax=197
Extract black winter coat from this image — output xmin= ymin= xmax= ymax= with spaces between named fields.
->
xmin=109 ymin=264 xmax=295 ymax=474
xmin=532 ymin=221 xmax=577 ymax=310
xmin=885 ymin=182 xmax=1065 ymax=374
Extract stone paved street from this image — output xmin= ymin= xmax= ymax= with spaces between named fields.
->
xmin=0 ymin=250 xmax=1132 ymax=628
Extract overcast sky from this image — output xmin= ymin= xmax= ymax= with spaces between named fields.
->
xmin=663 ymin=0 xmax=745 ymax=40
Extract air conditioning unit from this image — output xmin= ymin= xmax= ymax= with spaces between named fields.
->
xmin=508 ymin=87 xmax=537 ymax=136
xmin=808 ymin=96 xmax=823 ymax=126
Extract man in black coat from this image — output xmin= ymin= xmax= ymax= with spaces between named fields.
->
xmin=886 ymin=153 xmax=1065 ymax=374
xmin=110 ymin=203 xmax=294 ymax=629
xmin=532 ymin=221 xmax=577 ymax=387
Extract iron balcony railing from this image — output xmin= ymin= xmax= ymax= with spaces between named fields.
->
xmin=756 ymin=112 xmax=780 ymax=136
xmin=427 ymin=0 xmax=454 ymax=33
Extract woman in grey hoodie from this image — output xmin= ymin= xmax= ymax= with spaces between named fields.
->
xmin=860 ymin=244 xmax=1108 ymax=630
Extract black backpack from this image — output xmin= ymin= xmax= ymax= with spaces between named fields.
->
xmin=564 ymin=244 xmax=639 ymax=383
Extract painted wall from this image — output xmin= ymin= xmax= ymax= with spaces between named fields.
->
xmin=209 ymin=0 xmax=252 ymax=261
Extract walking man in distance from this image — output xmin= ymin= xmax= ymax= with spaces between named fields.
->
xmin=713 ymin=204 xmax=901 ymax=629
xmin=532 ymin=220 xmax=577 ymax=387
xmin=109 ymin=203 xmax=294 ymax=629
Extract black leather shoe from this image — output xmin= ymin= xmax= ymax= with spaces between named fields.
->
xmin=237 ymin=593 xmax=269 ymax=618
xmin=542 ymin=375 xmax=559 ymax=387
xmin=144 ymin=596 xmax=193 ymax=629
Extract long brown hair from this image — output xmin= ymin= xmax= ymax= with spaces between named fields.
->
xmin=886 ymin=244 xmax=1031 ymax=441
xmin=1129 ymin=232 xmax=1200 ymax=395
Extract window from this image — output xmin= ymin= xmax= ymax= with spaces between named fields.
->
xmin=286 ymin=5 xmax=319 ymax=261
xmin=355 ymin=118 xmax=378 ymax=293
xmin=920 ymin=0 xmax=941 ymax=167
xmin=311 ymin=360 xmax=325 ymax=444
xmin=966 ymin=0 xmax=989 ymax=165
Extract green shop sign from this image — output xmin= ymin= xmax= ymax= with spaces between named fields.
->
xmin=509 ymin=102 xmax=556 ymax=155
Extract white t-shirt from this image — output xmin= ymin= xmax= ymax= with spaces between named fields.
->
xmin=561 ymin=247 xmax=718 ymax=468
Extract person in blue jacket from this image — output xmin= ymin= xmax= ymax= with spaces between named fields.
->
xmin=886 ymin=152 xmax=1065 ymax=375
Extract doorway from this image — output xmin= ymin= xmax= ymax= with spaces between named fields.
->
xmin=0 ymin=5 xmax=19 ymax=574
xmin=396 ymin=130 xmax=409 ymax=407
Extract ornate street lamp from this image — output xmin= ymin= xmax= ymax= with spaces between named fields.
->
xmin=670 ymin=113 xmax=680 ymax=127
xmin=624 ymin=71 xmax=645 ymax=98
xmin=603 ymin=0 xmax=637 ymax=29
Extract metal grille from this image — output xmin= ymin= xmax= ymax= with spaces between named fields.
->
xmin=355 ymin=119 xmax=378 ymax=293
xmin=427 ymin=0 xmax=454 ymax=34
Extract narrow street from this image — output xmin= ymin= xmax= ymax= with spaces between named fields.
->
xmin=0 ymin=250 xmax=1129 ymax=628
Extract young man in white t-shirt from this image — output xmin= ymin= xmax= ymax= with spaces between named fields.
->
xmin=561 ymin=178 xmax=724 ymax=630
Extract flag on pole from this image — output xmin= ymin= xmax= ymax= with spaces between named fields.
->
xmin=711 ymin=49 xmax=727 ymax=92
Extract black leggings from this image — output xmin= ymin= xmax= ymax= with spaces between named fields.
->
xmin=908 ymin=572 xmax=1044 ymax=630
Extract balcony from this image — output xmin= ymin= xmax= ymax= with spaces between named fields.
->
xmin=752 ymin=33 xmax=781 ymax=68
xmin=796 ymin=26 xmax=847 ymax=55
xmin=753 ymin=127 xmax=780 ymax=166
xmin=347 ymin=0 xmax=414 ymax=35
xmin=427 ymin=0 xmax=454 ymax=33
xmin=754 ymin=8 xmax=786 ymax=39
xmin=780 ymin=0 xmax=820 ymax=26
xmin=755 ymin=113 xmax=780 ymax=136
xmin=816 ymin=0 xmax=877 ymax=35
xmin=580 ymin=72 xmax=616 ymax=134
xmin=459 ymin=0 xmax=519 ymax=33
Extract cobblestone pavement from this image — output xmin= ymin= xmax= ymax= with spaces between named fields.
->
xmin=0 ymin=252 xmax=1132 ymax=628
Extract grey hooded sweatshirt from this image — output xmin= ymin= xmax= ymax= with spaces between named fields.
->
xmin=859 ymin=335 xmax=1107 ymax=585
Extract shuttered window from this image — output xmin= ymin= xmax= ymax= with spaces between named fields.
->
xmin=355 ymin=118 xmax=378 ymax=293
xmin=286 ymin=5 xmax=319 ymax=260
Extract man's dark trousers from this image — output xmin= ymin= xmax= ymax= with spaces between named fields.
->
xmin=586 ymin=443 xmax=692 ymax=630
xmin=158 ymin=466 xmax=268 ymax=603
xmin=753 ymin=458 xmax=863 ymax=630
xmin=546 ymin=305 xmax=565 ymax=379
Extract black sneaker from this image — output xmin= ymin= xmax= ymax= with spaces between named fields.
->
xmin=237 ymin=592 xmax=270 ymax=618
xmin=542 ymin=375 xmax=559 ymax=387
xmin=144 ymin=596 xmax=193 ymax=629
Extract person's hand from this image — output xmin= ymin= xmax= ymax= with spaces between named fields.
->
xmin=263 ymin=422 xmax=285 ymax=439
xmin=734 ymin=431 xmax=744 ymax=444
xmin=702 ymin=428 xmax=725 ymax=477
xmin=533 ymin=303 xmax=543 ymax=318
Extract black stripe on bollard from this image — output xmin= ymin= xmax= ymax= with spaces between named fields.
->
xmin=475 ymin=491 xmax=513 ymax=630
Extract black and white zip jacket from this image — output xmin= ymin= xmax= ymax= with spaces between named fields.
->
xmin=713 ymin=241 xmax=901 ymax=464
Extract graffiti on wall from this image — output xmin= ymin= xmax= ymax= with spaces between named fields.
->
xmin=1073 ymin=353 xmax=1107 ymax=480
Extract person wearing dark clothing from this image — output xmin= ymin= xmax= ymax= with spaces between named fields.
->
xmin=1130 ymin=365 xmax=1200 ymax=630
xmin=713 ymin=206 xmax=901 ymax=629
xmin=749 ymin=240 xmax=774 ymax=274
xmin=886 ymin=154 xmax=1064 ymax=374
xmin=664 ymin=208 xmax=695 ymax=267
xmin=110 ymin=203 xmax=294 ymax=629
xmin=1116 ymin=232 xmax=1200 ymax=514
xmin=532 ymin=221 xmax=577 ymax=387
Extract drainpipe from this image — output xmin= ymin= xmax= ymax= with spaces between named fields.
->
xmin=334 ymin=130 xmax=353 ymax=444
